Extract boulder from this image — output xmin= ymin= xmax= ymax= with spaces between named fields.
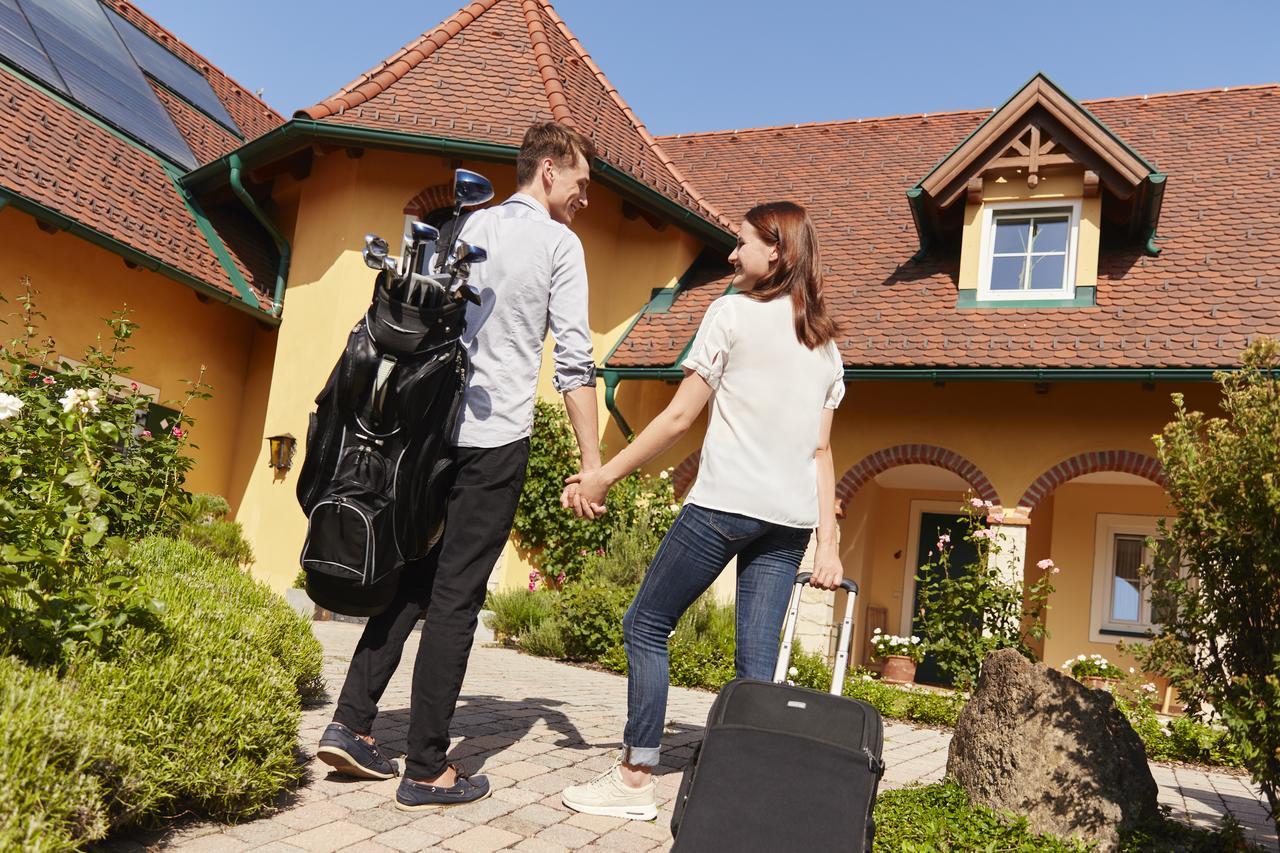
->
xmin=946 ymin=648 xmax=1158 ymax=851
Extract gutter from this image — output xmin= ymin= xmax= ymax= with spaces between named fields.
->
xmin=165 ymin=169 xmax=261 ymax=310
xmin=183 ymin=120 xmax=735 ymax=251
xmin=228 ymin=153 xmax=290 ymax=316
xmin=0 ymin=186 xmax=279 ymax=326
xmin=602 ymin=364 xmax=1224 ymax=384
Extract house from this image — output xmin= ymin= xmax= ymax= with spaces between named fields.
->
xmin=0 ymin=0 xmax=283 ymax=501
xmin=7 ymin=0 xmax=1278 ymax=680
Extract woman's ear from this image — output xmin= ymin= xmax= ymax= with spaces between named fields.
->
xmin=768 ymin=244 xmax=780 ymax=265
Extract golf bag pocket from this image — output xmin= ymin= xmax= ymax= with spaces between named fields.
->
xmin=301 ymin=454 xmax=401 ymax=617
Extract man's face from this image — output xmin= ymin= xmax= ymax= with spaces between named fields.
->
xmin=546 ymin=152 xmax=590 ymax=225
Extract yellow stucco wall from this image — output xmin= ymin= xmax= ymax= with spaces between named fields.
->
xmin=233 ymin=148 xmax=703 ymax=591
xmin=958 ymin=168 xmax=1101 ymax=291
xmin=0 ymin=207 xmax=266 ymax=500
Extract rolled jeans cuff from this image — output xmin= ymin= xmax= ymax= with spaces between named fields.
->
xmin=623 ymin=744 xmax=661 ymax=768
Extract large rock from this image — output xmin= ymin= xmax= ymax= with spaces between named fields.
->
xmin=946 ymin=648 xmax=1158 ymax=851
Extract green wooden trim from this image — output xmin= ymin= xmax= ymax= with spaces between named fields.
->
xmin=956 ymin=286 xmax=1096 ymax=309
xmin=183 ymin=120 xmax=735 ymax=250
xmin=0 ymin=186 xmax=278 ymax=325
xmin=164 ymin=168 xmax=259 ymax=308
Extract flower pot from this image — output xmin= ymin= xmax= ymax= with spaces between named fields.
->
xmin=1082 ymin=675 xmax=1119 ymax=691
xmin=881 ymin=655 xmax=917 ymax=685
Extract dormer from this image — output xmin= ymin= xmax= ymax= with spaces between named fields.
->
xmin=907 ymin=74 xmax=1166 ymax=308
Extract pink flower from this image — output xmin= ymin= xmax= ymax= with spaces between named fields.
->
xmin=140 ymin=429 xmax=152 ymax=439
xmin=529 ymin=571 xmax=539 ymax=581
xmin=972 ymin=529 xmax=990 ymax=540
xmin=528 ymin=581 xmax=537 ymax=591
xmin=1052 ymin=566 xmax=1060 ymax=574
xmin=596 ymin=548 xmax=605 ymax=556
xmin=42 ymin=376 xmax=55 ymax=385
xmin=129 ymin=382 xmax=139 ymax=391
xmin=171 ymin=427 xmax=184 ymax=438
xmin=991 ymin=513 xmax=1006 ymax=524
xmin=938 ymin=534 xmax=951 ymax=544
xmin=556 ymin=572 xmax=566 ymax=584
xmin=983 ymin=500 xmax=994 ymax=508
xmin=969 ymin=497 xmax=984 ymax=508
xmin=1037 ymin=558 xmax=1055 ymax=570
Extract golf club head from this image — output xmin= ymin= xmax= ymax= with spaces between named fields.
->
xmin=453 ymin=240 xmax=488 ymax=266
xmin=410 ymin=221 xmax=440 ymax=244
xmin=453 ymin=169 xmax=494 ymax=210
xmin=363 ymin=234 xmax=390 ymax=270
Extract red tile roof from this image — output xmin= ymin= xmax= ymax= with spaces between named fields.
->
xmin=299 ymin=0 xmax=729 ymax=232
xmin=0 ymin=0 xmax=286 ymax=317
xmin=607 ymin=84 xmax=1280 ymax=370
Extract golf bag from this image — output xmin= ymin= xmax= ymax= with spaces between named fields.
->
xmin=295 ymin=277 xmax=468 ymax=616
xmin=670 ymin=574 xmax=885 ymax=852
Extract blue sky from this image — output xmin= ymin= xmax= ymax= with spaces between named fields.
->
xmin=134 ymin=0 xmax=1279 ymax=135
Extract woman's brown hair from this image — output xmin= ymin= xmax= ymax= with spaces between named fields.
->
xmin=742 ymin=201 xmax=838 ymax=349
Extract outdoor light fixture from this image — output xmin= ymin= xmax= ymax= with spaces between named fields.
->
xmin=266 ymin=433 xmax=297 ymax=471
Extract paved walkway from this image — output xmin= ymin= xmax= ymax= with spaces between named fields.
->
xmin=113 ymin=621 xmax=1277 ymax=852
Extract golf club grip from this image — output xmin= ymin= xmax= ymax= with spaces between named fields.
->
xmin=774 ymin=574 xmax=859 ymax=694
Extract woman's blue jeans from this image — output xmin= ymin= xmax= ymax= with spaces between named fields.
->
xmin=622 ymin=503 xmax=811 ymax=767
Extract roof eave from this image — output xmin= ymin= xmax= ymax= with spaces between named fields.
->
xmin=183 ymin=119 xmax=734 ymax=249
xmin=601 ymin=364 xmax=1226 ymax=382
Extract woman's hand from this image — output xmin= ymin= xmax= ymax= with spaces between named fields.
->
xmin=810 ymin=541 xmax=844 ymax=590
xmin=561 ymin=469 xmax=610 ymax=519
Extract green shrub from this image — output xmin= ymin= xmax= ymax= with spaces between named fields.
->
xmin=485 ymin=588 xmax=557 ymax=641
xmin=0 ymin=287 xmax=209 ymax=667
xmin=512 ymin=400 xmax=677 ymax=582
xmin=873 ymin=781 xmax=1257 ymax=851
xmin=670 ymin=641 xmax=737 ymax=689
xmin=521 ymin=614 xmax=568 ymax=660
xmin=786 ymin=648 xmax=835 ymax=690
xmin=177 ymin=494 xmax=254 ymax=568
xmin=902 ymin=688 xmax=965 ymax=727
xmin=0 ymin=537 xmax=324 ymax=848
xmin=1115 ymin=694 xmax=1244 ymax=768
xmin=557 ymin=582 xmax=633 ymax=661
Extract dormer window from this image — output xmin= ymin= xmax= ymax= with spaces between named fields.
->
xmin=980 ymin=200 xmax=1080 ymax=301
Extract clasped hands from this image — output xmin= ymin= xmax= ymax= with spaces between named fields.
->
xmin=560 ymin=466 xmax=610 ymax=520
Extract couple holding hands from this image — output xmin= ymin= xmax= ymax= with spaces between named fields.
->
xmin=316 ymin=120 xmax=846 ymax=821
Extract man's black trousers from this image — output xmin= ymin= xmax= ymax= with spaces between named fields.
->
xmin=332 ymin=438 xmax=530 ymax=780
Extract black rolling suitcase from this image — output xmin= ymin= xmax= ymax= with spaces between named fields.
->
xmin=670 ymin=574 xmax=885 ymax=852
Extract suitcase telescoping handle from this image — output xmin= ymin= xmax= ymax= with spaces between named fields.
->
xmin=772 ymin=573 xmax=860 ymax=695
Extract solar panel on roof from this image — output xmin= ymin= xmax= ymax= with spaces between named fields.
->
xmin=0 ymin=0 xmax=67 ymax=94
xmin=104 ymin=6 xmax=241 ymax=137
xmin=17 ymin=0 xmax=195 ymax=168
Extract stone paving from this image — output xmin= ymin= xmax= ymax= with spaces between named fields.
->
xmin=110 ymin=621 xmax=1277 ymax=852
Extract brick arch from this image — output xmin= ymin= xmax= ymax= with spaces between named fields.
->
xmin=1018 ymin=450 xmax=1165 ymax=512
xmin=835 ymin=444 xmax=1000 ymax=509
xmin=671 ymin=451 xmax=700 ymax=499
xmin=403 ymin=183 xmax=453 ymax=219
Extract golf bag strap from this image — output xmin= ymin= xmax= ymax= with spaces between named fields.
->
xmin=433 ymin=209 xmax=476 ymax=274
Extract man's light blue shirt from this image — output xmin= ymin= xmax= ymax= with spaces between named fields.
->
xmin=447 ymin=193 xmax=595 ymax=448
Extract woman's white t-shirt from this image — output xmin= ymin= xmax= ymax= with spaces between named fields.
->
xmin=681 ymin=293 xmax=845 ymax=529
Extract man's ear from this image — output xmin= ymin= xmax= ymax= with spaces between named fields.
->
xmin=541 ymin=157 xmax=556 ymax=188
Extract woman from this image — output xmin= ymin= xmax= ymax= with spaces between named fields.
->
xmin=560 ymin=201 xmax=846 ymax=819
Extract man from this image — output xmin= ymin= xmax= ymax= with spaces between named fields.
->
xmin=317 ymin=122 xmax=602 ymax=810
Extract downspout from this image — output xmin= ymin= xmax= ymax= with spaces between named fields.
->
xmin=1142 ymin=173 xmax=1167 ymax=256
xmin=602 ymin=370 xmax=634 ymax=439
xmin=228 ymin=153 xmax=290 ymax=316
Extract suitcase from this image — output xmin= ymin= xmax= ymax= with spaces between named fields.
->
xmin=670 ymin=574 xmax=885 ymax=852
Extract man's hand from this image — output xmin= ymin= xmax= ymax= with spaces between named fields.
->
xmin=809 ymin=541 xmax=844 ymax=590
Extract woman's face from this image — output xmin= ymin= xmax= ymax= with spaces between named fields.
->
xmin=728 ymin=220 xmax=778 ymax=290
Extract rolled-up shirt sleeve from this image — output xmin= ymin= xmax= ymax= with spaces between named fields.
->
xmin=547 ymin=232 xmax=596 ymax=393
xmin=681 ymin=297 xmax=732 ymax=390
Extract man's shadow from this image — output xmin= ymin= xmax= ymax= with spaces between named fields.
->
xmin=338 ymin=696 xmax=704 ymax=779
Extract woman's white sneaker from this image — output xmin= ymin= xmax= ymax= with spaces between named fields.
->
xmin=561 ymin=764 xmax=658 ymax=821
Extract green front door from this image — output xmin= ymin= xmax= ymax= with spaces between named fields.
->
xmin=910 ymin=512 xmax=976 ymax=686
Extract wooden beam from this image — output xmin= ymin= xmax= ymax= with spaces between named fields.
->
xmin=1083 ymin=170 xmax=1100 ymax=198
xmin=966 ymin=176 xmax=984 ymax=205
xmin=1028 ymin=125 xmax=1041 ymax=187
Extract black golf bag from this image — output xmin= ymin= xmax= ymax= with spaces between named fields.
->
xmin=295 ymin=275 xmax=468 ymax=617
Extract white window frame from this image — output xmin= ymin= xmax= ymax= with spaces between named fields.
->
xmin=978 ymin=199 xmax=1081 ymax=302
xmin=1090 ymin=513 xmax=1168 ymax=642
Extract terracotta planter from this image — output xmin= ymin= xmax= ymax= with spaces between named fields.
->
xmin=881 ymin=655 xmax=918 ymax=685
xmin=1082 ymin=675 xmax=1120 ymax=691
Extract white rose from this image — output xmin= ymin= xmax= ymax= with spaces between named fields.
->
xmin=0 ymin=392 xmax=22 ymax=421
xmin=659 ymin=470 xmax=670 ymax=480
xmin=788 ymin=666 xmax=798 ymax=677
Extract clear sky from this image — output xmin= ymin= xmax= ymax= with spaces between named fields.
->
xmin=133 ymin=0 xmax=1279 ymax=135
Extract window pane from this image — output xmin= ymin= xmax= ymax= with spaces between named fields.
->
xmin=1112 ymin=536 xmax=1145 ymax=623
xmin=1029 ymin=254 xmax=1066 ymax=290
xmin=993 ymin=218 xmax=1031 ymax=254
xmin=990 ymin=255 xmax=1025 ymax=291
xmin=1031 ymin=217 xmax=1069 ymax=253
